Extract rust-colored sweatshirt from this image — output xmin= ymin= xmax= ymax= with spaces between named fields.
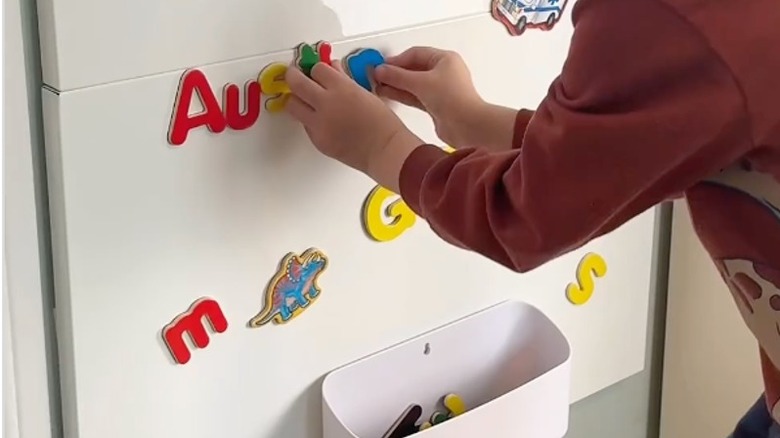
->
xmin=399 ymin=0 xmax=780 ymax=419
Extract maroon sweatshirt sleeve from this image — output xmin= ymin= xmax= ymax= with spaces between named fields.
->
xmin=512 ymin=109 xmax=534 ymax=149
xmin=398 ymin=0 xmax=753 ymax=272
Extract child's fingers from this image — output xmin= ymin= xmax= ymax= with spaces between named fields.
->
xmin=285 ymin=66 xmax=325 ymax=107
xmin=375 ymin=85 xmax=425 ymax=111
xmin=331 ymin=59 xmax=346 ymax=74
xmin=311 ymin=62 xmax=348 ymax=89
xmin=374 ymin=64 xmax=425 ymax=94
xmin=385 ymin=46 xmax=442 ymax=70
xmin=284 ymin=95 xmax=316 ymax=126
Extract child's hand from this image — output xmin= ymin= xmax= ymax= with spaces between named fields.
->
xmin=374 ymin=47 xmax=487 ymax=148
xmin=285 ymin=62 xmax=423 ymax=193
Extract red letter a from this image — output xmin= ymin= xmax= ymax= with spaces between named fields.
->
xmin=167 ymin=69 xmax=227 ymax=146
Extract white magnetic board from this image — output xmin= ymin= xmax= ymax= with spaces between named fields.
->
xmin=322 ymin=0 xmax=487 ymax=37
xmin=36 ymin=0 xmax=490 ymax=90
xmin=43 ymin=14 xmax=655 ymax=438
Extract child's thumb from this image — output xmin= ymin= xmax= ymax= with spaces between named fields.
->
xmin=374 ymin=64 xmax=423 ymax=93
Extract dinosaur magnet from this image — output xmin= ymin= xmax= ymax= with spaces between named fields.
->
xmin=382 ymin=404 xmax=423 ymax=438
xmin=248 ymin=248 xmax=328 ymax=327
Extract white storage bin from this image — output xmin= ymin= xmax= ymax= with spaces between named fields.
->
xmin=322 ymin=300 xmax=572 ymax=438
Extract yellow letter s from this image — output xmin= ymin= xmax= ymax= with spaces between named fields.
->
xmin=566 ymin=252 xmax=607 ymax=305
xmin=258 ymin=63 xmax=291 ymax=113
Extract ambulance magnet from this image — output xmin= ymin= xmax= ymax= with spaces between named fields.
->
xmin=491 ymin=0 xmax=568 ymax=36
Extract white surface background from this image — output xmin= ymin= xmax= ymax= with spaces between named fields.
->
xmin=4 ymin=0 xmax=55 ymax=435
xmin=322 ymin=0 xmax=486 ymax=37
xmin=36 ymin=0 xmax=490 ymax=90
xmin=42 ymin=13 xmax=656 ymax=438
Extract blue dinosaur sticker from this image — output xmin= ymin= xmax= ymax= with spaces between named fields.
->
xmin=248 ymin=248 xmax=328 ymax=327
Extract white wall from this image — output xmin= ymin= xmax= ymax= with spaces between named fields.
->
xmin=3 ymin=0 xmax=55 ymax=434
xmin=567 ymin=205 xmax=671 ymax=438
xmin=659 ymin=201 xmax=763 ymax=437
xmin=4 ymin=268 xmax=21 ymax=438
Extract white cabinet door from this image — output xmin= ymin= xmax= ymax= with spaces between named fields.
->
xmin=36 ymin=0 xmax=495 ymax=90
xmin=42 ymin=14 xmax=656 ymax=438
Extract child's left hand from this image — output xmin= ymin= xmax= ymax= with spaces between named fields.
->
xmin=285 ymin=61 xmax=424 ymax=192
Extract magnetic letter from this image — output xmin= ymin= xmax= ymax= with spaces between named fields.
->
xmin=566 ymin=252 xmax=607 ymax=305
xmin=316 ymin=41 xmax=333 ymax=66
xmin=162 ymin=298 xmax=228 ymax=365
xmin=223 ymin=80 xmax=262 ymax=130
xmin=296 ymin=43 xmax=320 ymax=77
xmin=168 ymin=69 xmax=227 ymax=146
xmin=258 ymin=63 xmax=291 ymax=113
xmin=345 ymin=48 xmax=385 ymax=91
xmin=295 ymin=41 xmax=333 ymax=76
xmin=362 ymin=185 xmax=416 ymax=242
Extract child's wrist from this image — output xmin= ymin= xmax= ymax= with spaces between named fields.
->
xmin=442 ymin=99 xmax=489 ymax=147
xmin=456 ymin=102 xmax=517 ymax=151
xmin=460 ymin=100 xmax=493 ymax=143
xmin=367 ymin=129 xmax=423 ymax=193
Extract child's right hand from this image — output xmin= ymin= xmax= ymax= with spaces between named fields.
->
xmin=375 ymin=47 xmax=518 ymax=151
xmin=374 ymin=47 xmax=482 ymax=147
